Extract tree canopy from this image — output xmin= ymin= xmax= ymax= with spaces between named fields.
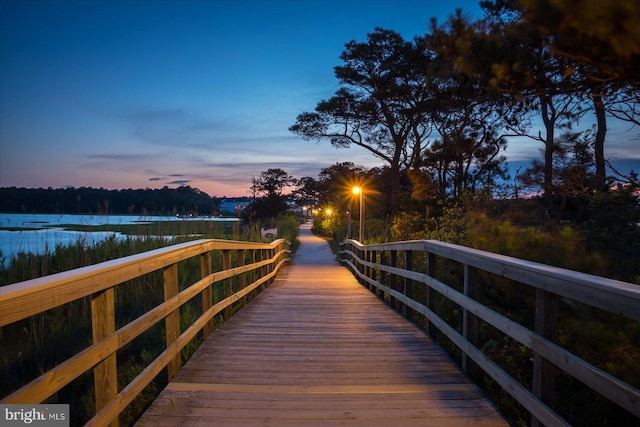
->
xmin=291 ymin=1 xmax=638 ymax=220
xmin=290 ymin=28 xmax=432 ymax=217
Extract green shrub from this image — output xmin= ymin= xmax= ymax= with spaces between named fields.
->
xmin=466 ymin=213 xmax=610 ymax=275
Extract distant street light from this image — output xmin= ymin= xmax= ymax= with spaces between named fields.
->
xmin=352 ymin=186 xmax=364 ymax=242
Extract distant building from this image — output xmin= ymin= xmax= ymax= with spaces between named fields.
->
xmin=220 ymin=197 xmax=252 ymax=215
xmin=287 ymin=200 xmax=303 ymax=213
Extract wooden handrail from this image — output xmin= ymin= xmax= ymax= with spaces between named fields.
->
xmin=0 ymin=238 xmax=290 ymax=426
xmin=340 ymin=238 xmax=640 ymax=426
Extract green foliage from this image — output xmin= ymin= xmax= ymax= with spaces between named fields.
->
xmin=389 ymin=211 xmax=424 ymax=241
xmin=360 ymin=218 xmax=389 ymax=243
xmin=273 ymin=214 xmax=300 ymax=252
xmin=242 ymin=195 xmax=290 ymax=221
xmin=580 ymin=184 xmax=640 ymax=282
xmin=311 ymin=209 xmax=337 ymax=237
xmin=554 ymin=303 xmax=640 ymax=426
xmin=251 ymin=168 xmax=296 ymax=198
xmin=467 ymin=213 xmax=610 ymax=274
xmin=422 ymin=201 xmax=469 ymax=245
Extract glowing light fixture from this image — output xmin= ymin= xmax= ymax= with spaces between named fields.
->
xmin=352 ymin=186 xmax=364 ymax=242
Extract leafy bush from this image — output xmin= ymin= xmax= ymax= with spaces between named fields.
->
xmin=466 ymin=213 xmax=610 ymax=275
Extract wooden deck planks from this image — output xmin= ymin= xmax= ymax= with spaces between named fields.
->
xmin=135 ymin=224 xmax=507 ymax=426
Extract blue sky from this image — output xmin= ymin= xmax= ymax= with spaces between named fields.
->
xmin=1 ymin=0 xmax=638 ymax=197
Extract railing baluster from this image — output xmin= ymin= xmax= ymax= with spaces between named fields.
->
xmin=360 ymin=249 xmax=370 ymax=289
xmin=532 ymin=288 xmax=559 ymax=427
xmin=380 ymin=251 xmax=384 ymax=300
xmin=250 ymin=249 xmax=258 ymax=298
xmin=269 ymin=246 xmax=275 ymax=286
xmin=237 ymin=249 xmax=247 ymax=308
xmin=426 ymin=252 xmax=437 ymax=337
xmin=201 ymin=252 xmax=213 ymax=337
xmin=367 ymin=250 xmax=373 ymax=292
xmin=389 ymin=250 xmax=399 ymax=313
xmin=261 ymin=249 xmax=268 ymax=290
xmin=358 ymin=246 xmax=365 ymax=286
xmin=349 ymin=241 xmax=355 ymax=267
xmin=91 ymin=287 xmax=118 ymax=427
xmin=163 ymin=263 xmax=181 ymax=381
xmin=463 ymin=265 xmax=479 ymax=378
xmin=222 ymin=250 xmax=232 ymax=320
xmin=404 ymin=250 xmax=412 ymax=320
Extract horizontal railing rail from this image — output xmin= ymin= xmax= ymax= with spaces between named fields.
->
xmin=340 ymin=239 xmax=640 ymax=427
xmin=0 ymin=238 xmax=290 ymax=426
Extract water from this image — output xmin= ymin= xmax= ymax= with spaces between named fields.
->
xmin=0 ymin=213 xmax=240 ymax=266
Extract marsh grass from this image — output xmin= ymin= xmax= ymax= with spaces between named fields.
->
xmin=0 ymin=214 xmax=300 ymax=426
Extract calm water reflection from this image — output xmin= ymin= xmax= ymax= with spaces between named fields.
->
xmin=0 ymin=213 xmax=239 ymax=266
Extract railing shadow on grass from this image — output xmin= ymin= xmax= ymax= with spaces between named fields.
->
xmin=340 ymin=238 xmax=640 ymax=427
xmin=0 ymin=238 xmax=290 ymax=426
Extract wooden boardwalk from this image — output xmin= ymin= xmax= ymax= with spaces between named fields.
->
xmin=135 ymin=224 xmax=508 ymax=426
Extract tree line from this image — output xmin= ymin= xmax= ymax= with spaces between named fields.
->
xmin=0 ymin=186 xmax=221 ymax=216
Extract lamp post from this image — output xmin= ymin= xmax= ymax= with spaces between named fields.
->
xmin=352 ymin=186 xmax=364 ymax=242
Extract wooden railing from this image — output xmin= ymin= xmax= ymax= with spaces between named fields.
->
xmin=0 ymin=238 xmax=290 ymax=426
xmin=340 ymin=239 xmax=640 ymax=427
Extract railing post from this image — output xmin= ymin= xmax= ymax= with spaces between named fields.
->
xmin=163 ymin=263 xmax=181 ymax=381
xmin=389 ymin=250 xmax=398 ymax=312
xmin=532 ymin=289 xmax=559 ymax=427
xmin=269 ymin=246 xmax=275 ymax=285
xmin=91 ymin=288 xmax=118 ymax=427
xmin=463 ymin=265 xmax=479 ymax=378
xmin=261 ymin=249 xmax=269 ymax=290
xmin=201 ymin=252 xmax=213 ymax=338
xmin=360 ymin=247 xmax=365 ymax=286
xmin=373 ymin=251 xmax=388 ymax=300
xmin=363 ymin=248 xmax=368 ymax=288
xmin=357 ymin=246 xmax=364 ymax=286
xmin=366 ymin=250 xmax=373 ymax=292
xmin=404 ymin=250 xmax=413 ymax=319
xmin=222 ymin=250 xmax=232 ymax=320
xmin=426 ymin=252 xmax=437 ymax=337
xmin=237 ymin=249 xmax=247 ymax=308
xmin=350 ymin=241 xmax=355 ymax=266
xmin=250 ymin=249 xmax=258 ymax=298
xmin=365 ymin=251 xmax=380 ymax=296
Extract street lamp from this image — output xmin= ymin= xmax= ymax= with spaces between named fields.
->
xmin=352 ymin=186 xmax=364 ymax=242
